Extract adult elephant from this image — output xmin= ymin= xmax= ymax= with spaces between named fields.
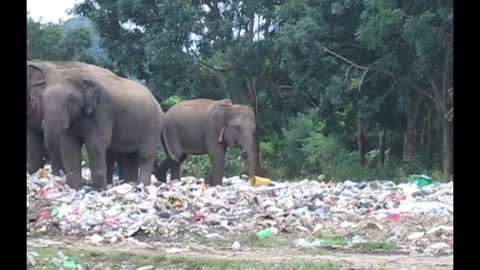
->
xmin=27 ymin=60 xmax=62 ymax=175
xmin=29 ymin=62 xmax=163 ymax=190
xmin=154 ymin=98 xmax=261 ymax=186
xmin=27 ymin=60 xmax=130 ymax=184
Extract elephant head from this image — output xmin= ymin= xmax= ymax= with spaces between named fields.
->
xmin=32 ymin=70 xmax=106 ymax=161
xmin=211 ymin=101 xmax=261 ymax=177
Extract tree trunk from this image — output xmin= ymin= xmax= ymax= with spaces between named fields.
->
xmin=443 ymin=119 xmax=453 ymax=180
xmin=403 ymin=97 xmax=422 ymax=161
xmin=357 ymin=122 xmax=365 ymax=165
xmin=378 ymin=128 xmax=386 ymax=169
xmin=247 ymin=13 xmax=254 ymax=42
xmin=426 ymin=116 xmax=432 ymax=157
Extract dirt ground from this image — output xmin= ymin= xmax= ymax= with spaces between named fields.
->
xmin=27 ymin=237 xmax=453 ymax=270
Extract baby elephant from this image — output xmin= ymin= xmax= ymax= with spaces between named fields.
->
xmin=154 ymin=98 xmax=261 ymax=186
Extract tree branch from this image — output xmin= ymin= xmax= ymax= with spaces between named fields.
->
xmin=191 ymin=51 xmax=235 ymax=72
xmin=258 ymin=96 xmax=272 ymax=112
xmin=412 ymin=85 xmax=442 ymax=111
xmin=320 ymin=45 xmax=369 ymax=71
xmin=343 ymin=65 xmax=354 ymax=87
xmin=358 ymin=69 xmax=369 ymax=91
xmin=317 ymin=44 xmax=396 ymax=78
xmin=381 ymin=78 xmax=400 ymax=98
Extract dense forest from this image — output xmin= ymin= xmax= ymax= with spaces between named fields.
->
xmin=27 ymin=0 xmax=453 ymax=182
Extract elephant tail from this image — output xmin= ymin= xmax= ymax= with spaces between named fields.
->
xmin=161 ymin=129 xmax=178 ymax=162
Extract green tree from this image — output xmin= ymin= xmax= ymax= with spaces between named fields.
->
xmin=68 ymin=0 xmax=453 ymax=181
xmin=27 ymin=16 xmax=64 ymax=60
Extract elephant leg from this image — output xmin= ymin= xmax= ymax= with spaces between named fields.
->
xmin=117 ymin=156 xmax=126 ymax=181
xmin=208 ymin=148 xmax=226 ymax=187
xmin=27 ymin=128 xmax=44 ymax=174
xmin=106 ymin=150 xmax=115 ymax=185
xmin=123 ymin=154 xmax=139 ymax=183
xmin=137 ymin=155 xmax=155 ymax=186
xmin=170 ymin=154 xmax=187 ymax=181
xmin=134 ymin=141 xmax=157 ymax=186
xmin=154 ymin=158 xmax=174 ymax=183
xmin=85 ymin=139 xmax=109 ymax=190
xmin=50 ymin=156 xmax=64 ymax=177
xmin=60 ymin=134 xmax=83 ymax=190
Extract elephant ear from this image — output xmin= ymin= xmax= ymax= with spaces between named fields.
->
xmin=211 ymin=102 xmax=232 ymax=143
xmin=27 ymin=62 xmax=47 ymax=89
xmin=27 ymin=62 xmax=49 ymax=114
xmin=81 ymin=78 xmax=101 ymax=115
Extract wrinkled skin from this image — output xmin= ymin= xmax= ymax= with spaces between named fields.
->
xmin=154 ymin=98 xmax=261 ymax=186
xmin=27 ymin=61 xmax=129 ymax=184
xmin=27 ymin=61 xmax=62 ymax=175
xmin=30 ymin=61 xmax=163 ymax=190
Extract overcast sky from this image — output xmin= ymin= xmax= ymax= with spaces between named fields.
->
xmin=27 ymin=0 xmax=77 ymax=23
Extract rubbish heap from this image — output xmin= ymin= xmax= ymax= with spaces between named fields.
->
xmin=27 ymin=168 xmax=453 ymax=256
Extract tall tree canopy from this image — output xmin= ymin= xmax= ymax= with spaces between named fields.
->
xmin=26 ymin=0 xmax=453 ymax=181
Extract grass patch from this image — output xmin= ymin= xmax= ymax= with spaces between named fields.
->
xmin=170 ymin=256 xmax=340 ymax=270
xmin=236 ymin=235 xmax=293 ymax=248
xmin=27 ymin=247 xmax=85 ymax=270
xmin=27 ymin=246 xmax=343 ymax=270
xmin=319 ymin=235 xmax=349 ymax=246
xmin=353 ymin=240 xmax=397 ymax=250
xmin=188 ymin=233 xmax=294 ymax=249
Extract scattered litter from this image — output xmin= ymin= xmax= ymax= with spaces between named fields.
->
xmin=26 ymin=167 xmax=453 ymax=256
xmin=251 ymin=175 xmax=272 ymax=186
xmin=426 ymin=242 xmax=451 ymax=255
xmin=257 ymin=228 xmax=273 ymax=239
xmin=26 ymin=251 xmax=39 ymax=266
xmin=63 ymin=258 xmax=77 ymax=269
xmin=231 ymin=241 xmax=241 ymax=250
xmin=136 ymin=266 xmax=154 ymax=270
xmin=294 ymin=238 xmax=321 ymax=248
xmin=407 ymin=232 xmax=425 ymax=240
xmin=409 ymin=175 xmax=436 ymax=188
xmin=166 ymin=247 xmax=189 ymax=254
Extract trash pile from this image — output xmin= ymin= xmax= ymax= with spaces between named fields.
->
xmin=27 ymin=168 xmax=453 ymax=256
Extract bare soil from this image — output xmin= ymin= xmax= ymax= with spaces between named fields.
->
xmin=27 ymin=237 xmax=453 ymax=270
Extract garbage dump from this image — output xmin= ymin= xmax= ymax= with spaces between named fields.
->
xmin=27 ymin=167 xmax=453 ymax=256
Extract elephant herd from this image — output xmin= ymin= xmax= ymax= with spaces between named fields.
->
xmin=27 ymin=60 xmax=261 ymax=190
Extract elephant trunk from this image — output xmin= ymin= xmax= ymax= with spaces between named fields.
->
xmin=246 ymin=139 xmax=261 ymax=178
xmin=44 ymin=108 xmax=68 ymax=176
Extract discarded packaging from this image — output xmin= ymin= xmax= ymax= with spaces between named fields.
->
xmin=26 ymin=167 xmax=453 ymax=256
xmin=409 ymin=175 xmax=435 ymax=188
xmin=63 ymin=258 xmax=76 ymax=269
xmin=231 ymin=241 xmax=241 ymax=250
xmin=250 ymin=175 xmax=272 ymax=186
xmin=257 ymin=228 xmax=272 ymax=239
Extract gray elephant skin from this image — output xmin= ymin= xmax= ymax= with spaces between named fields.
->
xmin=27 ymin=60 xmax=130 ymax=183
xmin=27 ymin=61 xmax=63 ymax=175
xmin=154 ymin=98 xmax=261 ymax=186
xmin=28 ymin=61 xmax=164 ymax=190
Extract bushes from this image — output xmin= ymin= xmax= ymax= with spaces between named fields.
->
xmin=257 ymin=109 xmax=438 ymax=183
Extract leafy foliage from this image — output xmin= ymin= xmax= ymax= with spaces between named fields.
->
xmin=27 ymin=0 xmax=453 ymax=182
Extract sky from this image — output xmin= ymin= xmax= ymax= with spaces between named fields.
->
xmin=27 ymin=0 xmax=77 ymax=23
